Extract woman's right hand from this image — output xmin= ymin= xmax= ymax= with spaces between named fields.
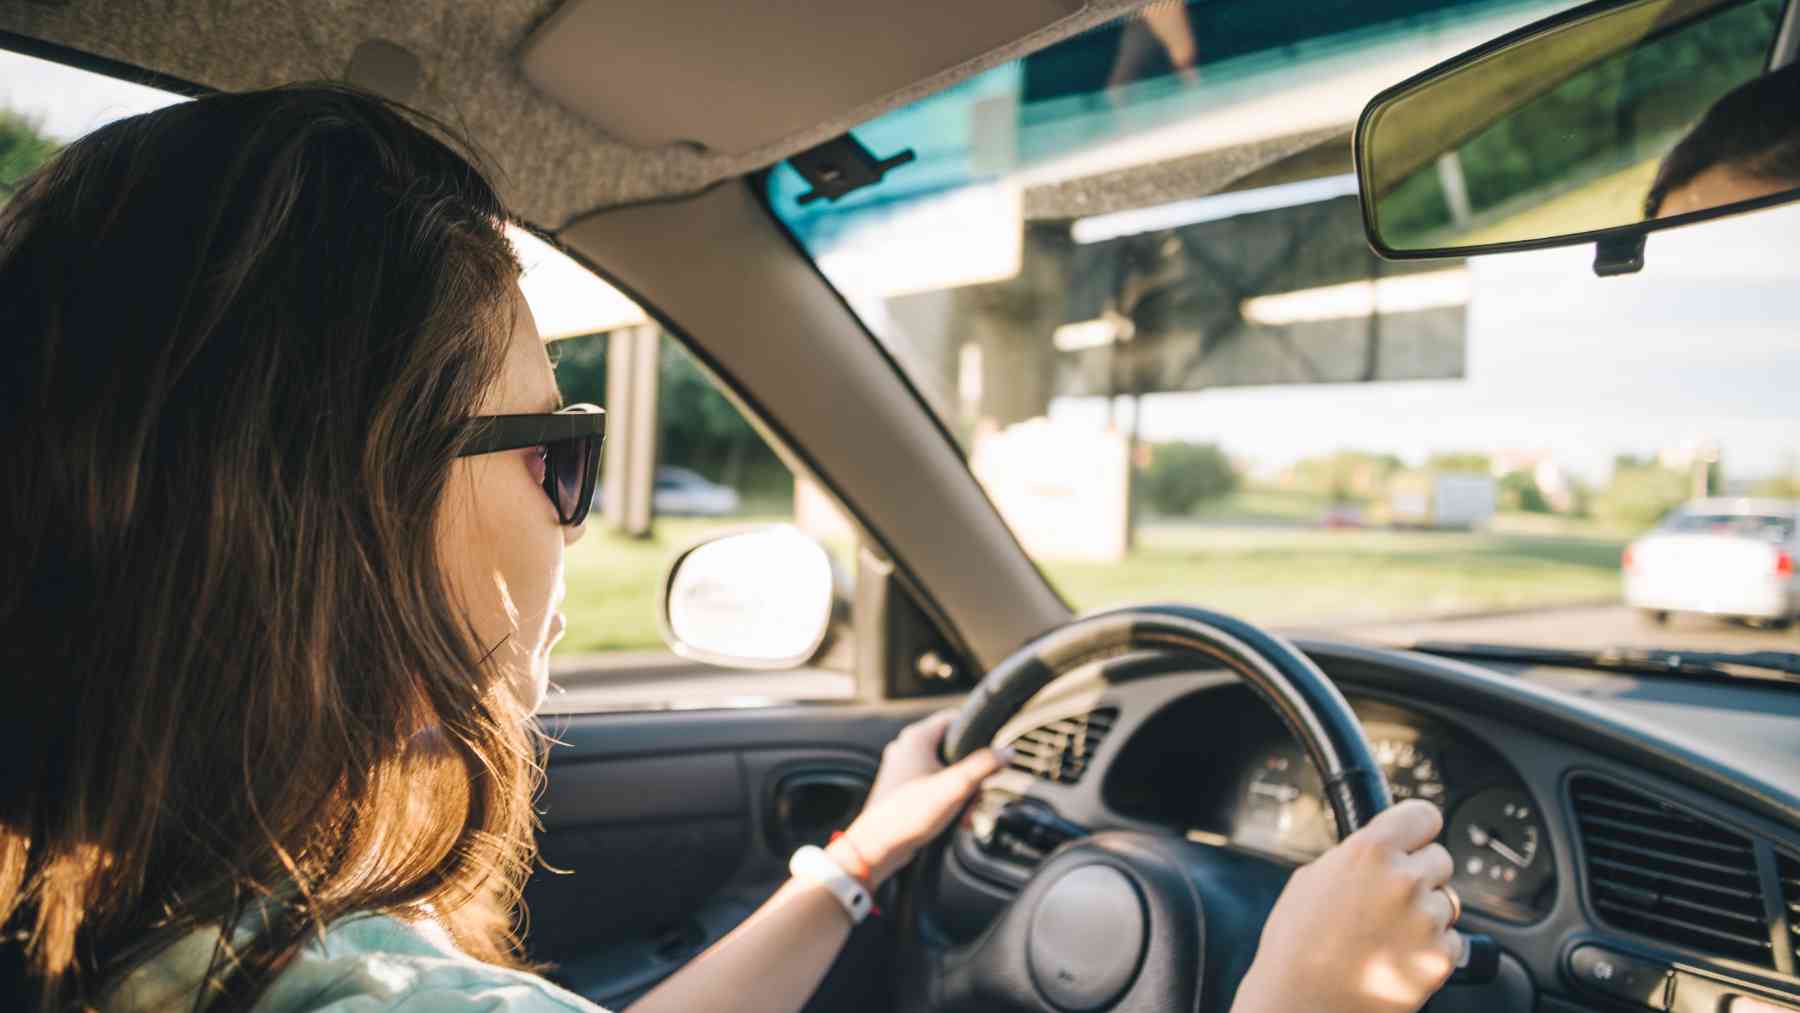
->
xmin=1233 ymin=799 xmax=1462 ymax=1013
xmin=831 ymin=711 xmax=1006 ymax=887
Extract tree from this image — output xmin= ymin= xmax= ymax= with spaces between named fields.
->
xmin=551 ymin=330 xmax=607 ymax=405
xmin=1755 ymin=476 xmax=1800 ymax=498
xmin=656 ymin=340 xmax=788 ymax=500
xmin=1594 ymin=463 xmax=1689 ymax=529
xmin=551 ymin=330 xmax=792 ymax=503
xmin=1140 ymin=441 xmax=1238 ymax=516
xmin=1285 ymin=450 xmax=1403 ymax=504
xmin=0 ymin=110 xmax=58 ymax=201
xmin=1426 ymin=452 xmax=1490 ymax=475
xmin=1498 ymin=470 xmax=1551 ymax=513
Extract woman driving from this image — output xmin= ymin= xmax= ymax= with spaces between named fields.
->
xmin=0 ymin=85 xmax=1463 ymax=1013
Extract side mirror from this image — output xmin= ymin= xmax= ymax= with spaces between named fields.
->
xmin=660 ymin=525 xmax=837 ymax=670
xmin=1357 ymin=0 xmax=1798 ymax=274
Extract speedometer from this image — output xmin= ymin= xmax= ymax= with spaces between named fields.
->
xmin=1373 ymin=737 xmax=1448 ymax=808
xmin=1236 ymin=734 xmax=1451 ymax=860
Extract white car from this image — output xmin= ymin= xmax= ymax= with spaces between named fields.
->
xmin=1623 ymin=499 xmax=1800 ymax=628
xmin=590 ymin=467 xmax=742 ymax=517
xmin=652 ymin=467 xmax=742 ymax=516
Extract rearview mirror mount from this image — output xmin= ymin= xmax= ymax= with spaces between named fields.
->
xmin=1356 ymin=0 xmax=1800 ymax=275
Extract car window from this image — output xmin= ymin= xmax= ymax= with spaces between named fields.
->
xmin=521 ymin=250 xmax=860 ymax=711
xmin=769 ymin=0 xmax=1800 ymax=659
xmin=1664 ymin=513 xmax=1796 ymax=540
xmin=5 ymin=51 xmax=857 ymax=711
xmin=545 ymin=328 xmax=859 ymax=711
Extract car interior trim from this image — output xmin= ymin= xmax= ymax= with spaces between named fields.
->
xmin=518 ymin=0 xmax=1085 ymax=153
xmin=0 ymin=0 xmax=1162 ymax=227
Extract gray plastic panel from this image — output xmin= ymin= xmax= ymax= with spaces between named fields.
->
xmin=520 ymin=0 xmax=1082 ymax=152
xmin=540 ymin=752 xmax=745 ymax=828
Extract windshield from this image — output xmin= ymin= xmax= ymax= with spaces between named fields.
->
xmin=1663 ymin=511 xmax=1796 ymax=539
xmin=769 ymin=0 xmax=1800 ymax=660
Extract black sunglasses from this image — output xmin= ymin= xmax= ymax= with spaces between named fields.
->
xmin=459 ymin=403 xmax=605 ymax=527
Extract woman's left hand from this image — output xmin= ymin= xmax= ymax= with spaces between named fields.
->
xmin=830 ymin=710 xmax=1007 ymax=887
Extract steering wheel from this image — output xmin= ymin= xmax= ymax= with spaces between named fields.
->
xmin=896 ymin=604 xmax=1393 ymax=1013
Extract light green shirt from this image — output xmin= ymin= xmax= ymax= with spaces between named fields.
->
xmin=103 ymin=913 xmax=607 ymax=1013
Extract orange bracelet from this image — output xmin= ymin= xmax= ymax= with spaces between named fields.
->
xmin=827 ymin=831 xmax=876 ymax=888
xmin=827 ymin=832 xmax=883 ymax=916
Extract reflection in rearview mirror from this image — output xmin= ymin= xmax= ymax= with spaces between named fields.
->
xmin=1357 ymin=0 xmax=1798 ymax=268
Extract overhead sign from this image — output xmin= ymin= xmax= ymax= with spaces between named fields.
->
xmin=1054 ymin=193 xmax=1468 ymax=397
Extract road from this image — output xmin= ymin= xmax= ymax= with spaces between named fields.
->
xmin=1329 ymin=604 xmax=1799 ymax=654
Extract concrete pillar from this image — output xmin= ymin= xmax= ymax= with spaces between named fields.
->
xmin=600 ymin=324 xmax=660 ymax=538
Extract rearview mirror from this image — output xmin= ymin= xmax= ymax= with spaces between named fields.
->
xmin=660 ymin=525 xmax=836 ymax=670
xmin=1357 ymin=0 xmax=1799 ymax=274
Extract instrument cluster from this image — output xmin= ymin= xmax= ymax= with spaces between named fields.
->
xmin=1102 ymin=688 xmax=1555 ymax=921
xmin=1230 ymin=724 xmax=1551 ymax=914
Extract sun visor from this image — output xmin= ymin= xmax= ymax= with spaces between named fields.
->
xmin=520 ymin=0 xmax=1085 ymax=154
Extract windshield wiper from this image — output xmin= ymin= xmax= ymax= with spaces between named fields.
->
xmin=1406 ymin=641 xmax=1800 ymax=684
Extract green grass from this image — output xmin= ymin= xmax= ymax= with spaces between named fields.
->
xmin=556 ymin=511 xmax=1628 ymax=657
xmin=1188 ymin=487 xmax=1333 ymax=525
xmin=1043 ymin=524 xmax=1626 ymax=624
xmin=1485 ymin=510 xmax=1644 ymax=540
xmin=557 ymin=515 xmax=791 ymax=654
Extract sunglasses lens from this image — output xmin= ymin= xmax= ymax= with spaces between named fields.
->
xmin=546 ymin=435 xmax=596 ymax=524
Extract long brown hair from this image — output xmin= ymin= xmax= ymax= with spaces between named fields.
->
xmin=1645 ymin=61 xmax=1800 ymax=217
xmin=0 ymin=84 xmax=542 ymax=1010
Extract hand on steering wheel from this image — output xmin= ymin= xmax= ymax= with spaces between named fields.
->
xmin=833 ymin=711 xmax=1006 ymax=887
xmin=1235 ymin=798 xmax=1463 ymax=1013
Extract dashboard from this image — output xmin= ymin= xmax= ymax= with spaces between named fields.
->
xmin=1101 ymin=688 xmax=1555 ymax=922
xmin=936 ymin=639 xmax=1800 ymax=1013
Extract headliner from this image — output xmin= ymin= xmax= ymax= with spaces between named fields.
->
xmin=0 ymin=0 xmax=1152 ymax=230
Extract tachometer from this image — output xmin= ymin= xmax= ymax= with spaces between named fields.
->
xmin=1448 ymin=786 xmax=1552 ymax=902
xmin=1237 ymin=749 xmax=1337 ymax=857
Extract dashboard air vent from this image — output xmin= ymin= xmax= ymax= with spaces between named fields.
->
xmin=1007 ymin=708 xmax=1118 ymax=786
xmin=1777 ymin=852 xmax=1800 ymax=966
xmin=1570 ymin=776 xmax=1773 ymax=967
